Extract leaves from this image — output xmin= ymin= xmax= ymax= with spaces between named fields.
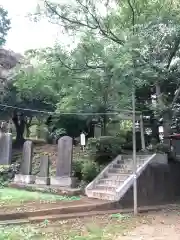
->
xmin=0 ymin=6 xmax=11 ymax=46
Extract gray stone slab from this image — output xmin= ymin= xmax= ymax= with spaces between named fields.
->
xmin=38 ymin=155 xmax=49 ymax=177
xmin=20 ymin=141 xmax=33 ymax=175
xmin=56 ymin=136 xmax=73 ymax=177
xmin=35 ymin=176 xmax=50 ymax=185
xmin=94 ymin=124 xmax=102 ymax=138
xmin=13 ymin=174 xmax=35 ymax=184
xmin=0 ymin=133 xmax=12 ymax=165
xmin=50 ymin=176 xmax=77 ymax=187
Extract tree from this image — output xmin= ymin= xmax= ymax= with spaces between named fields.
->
xmin=0 ymin=6 xmax=11 ymax=46
xmin=2 ymin=49 xmax=60 ymax=145
xmin=33 ymin=0 xmax=180 ymax=142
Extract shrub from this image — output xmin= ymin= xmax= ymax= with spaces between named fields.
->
xmin=46 ymin=128 xmax=67 ymax=144
xmin=72 ymin=158 xmax=83 ymax=180
xmin=148 ymin=143 xmax=170 ymax=153
xmin=50 ymin=128 xmax=67 ymax=141
xmin=72 ymin=158 xmax=101 ymax=183
xmin=81 ymin=160 xmax=100 ymax=183
xmin=123 ymin=131 xmax=151 ymax=151
xmin=86 ymin=136 xmax=125 ymax=164
xmin=0 ymin=164 xmax=20 ymax=185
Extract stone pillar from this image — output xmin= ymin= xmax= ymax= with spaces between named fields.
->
xmin=51 ymin=136 xmax=76 ymax=187
xmin=14 ymin=141 xmax=35 ymax=184
xmin=35 ymin=155 xmax=50 ymax=185
xmin=0 ymin=133 xmax=12 ymax=165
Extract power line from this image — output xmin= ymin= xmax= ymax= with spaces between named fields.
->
xmin=0 ymin=103 xmax=142 ymax=115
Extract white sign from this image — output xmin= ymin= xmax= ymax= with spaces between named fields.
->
xmin=80 ymin=133 xmax=86 ymax=146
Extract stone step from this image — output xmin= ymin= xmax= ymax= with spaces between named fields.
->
xmin=99 ymin=176 xmax=129 ymax=185
xmin=105 ymin=173 xmax=132 ymax=180
xmin=113 ymin=163 xmax=126 ymax=168
xmin=90 ymin=189 xmax=116 ymax=201
xmin=108 ymin=168 xmax=132 ymax=174
xmin=95 ymin=184 xmax=117 ymax=191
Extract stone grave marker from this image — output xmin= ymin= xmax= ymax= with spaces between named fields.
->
xmin=14 ymin=140 xmax=35 ymax=184
xmin=35 ymin=155 xmax=50 ymax=185
xmin=51 ymin=136 xmax=76 ymax=187
xmin=94 ymin=123 xmax=102 ymax=138
xmin=0 ymin=133 xmax=12 ymax=165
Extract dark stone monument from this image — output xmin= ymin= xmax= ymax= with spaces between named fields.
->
xmin=14 ymin=140 xmax=35 ymax=184
xmin=35 ymin=155 xmax=50 ymax=185
xmin=51 ymin=136 xmax=76 ymax=187
xmin=0 ymin=133 xmax=12 ymax=165
xmin=94 ymin=123 xmax=102 ymax=138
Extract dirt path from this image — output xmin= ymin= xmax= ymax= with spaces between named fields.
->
xmin=0 ymin=197 xmax=102 ymax=214
xmin=119 ymin=209 xmax=180 ymax=240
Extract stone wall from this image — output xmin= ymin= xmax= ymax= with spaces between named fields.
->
xmin=119 ymin=162 xmax=180 ymax=207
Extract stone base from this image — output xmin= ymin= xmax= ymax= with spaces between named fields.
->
xmin=35 ymin=176 xmax=50 ymax=185
xmin=14 ymin=174 xmax=35 ymax=184
xmin=50 ymin=176 xmax=77 ymax=188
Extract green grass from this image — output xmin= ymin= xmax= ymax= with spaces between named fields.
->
xmin=0 ymin=188 xmax=80 ymax=205
xmin=0 ymin=214 xmax=140 ymax=240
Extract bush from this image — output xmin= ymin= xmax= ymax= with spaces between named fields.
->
xmin=123 ymin=131 xmax=151 ymax=151
xmin=81 ymin=161 xmax=100 ymax=183
xmin=50 ymin=128 xmax=67 ymax=141
xmin=0 ymin=164 xmax=20 ymax=185
xmin=72 ymin=158 xmax=83 ymax=180
xmin=72 ymin=158 xmax=100 ymax=183
xmin=86 ymin=136 xmax=125 ymax=164
xmin=46 ymin=128 xmax=67 ymax=144
xmin=148 ymin=143 xmax=170 ymax=153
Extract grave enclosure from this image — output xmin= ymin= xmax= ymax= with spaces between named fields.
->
xmin=13 ymin=136 xmax=76 ymax=188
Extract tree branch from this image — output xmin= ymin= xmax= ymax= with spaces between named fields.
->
xmin=44 ymin=0 xmax=125 ymax=45
xmin=44 ymin=0 xmax=98 ymax=30
xmin=166 ymin=34 xmax=180 ymax=69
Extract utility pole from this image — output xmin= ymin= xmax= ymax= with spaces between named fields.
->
xmin=132 ymin=85 xmax=138 ymax=215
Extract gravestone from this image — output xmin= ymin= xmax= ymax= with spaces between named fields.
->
xmin=35 ymin=155 xmax=50 ymax=185
xmin=51 ymin=136 xmax=76 ymax=187
xmin=94 ymin=123 xmax=102 ymax=138
xmin=0 ymin=133 xmax=12 ymax=165
xmin=14 ymin=141 xmax=35 ymax=184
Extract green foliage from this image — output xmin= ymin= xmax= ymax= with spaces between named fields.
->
xmin=0 ymin=164 xmax=20 ymax=186
xmin=48 ymin=115 xmax=89 ymax=138
xmin=86 ymin=136 xmax=125 ymax=164
xmin=0 ymin=188 xmax=80 ymax=204
xmin=0 ymin=6 xmax=11 ymax=46
xmin=149 ymin=142 xmax=170 ymax=153
xmin=81 ymin=160 xmax=100 ymax=183
xmin=50 ymin=128 xmax=67 ymax=141
xmin=73 ymin=158 xmax=100 ymax=183
xmin=123 ymin=131 xmax=151 ymax=151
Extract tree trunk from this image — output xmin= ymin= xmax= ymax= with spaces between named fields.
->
xmin=163 ymin=111 xmax=172 ymax=145
xmin=155 ymin=83 xmax=171 ymax=145
xmin=26 ymin=126 xmax=30 ymax=138
xmin=102 ymin=114 xmax=108 ymax=136
xmin=150 ymin=114 xmax=160 ymax=143
xmin=25 ymin=117 xmax=32 ymax=138
xmin=12 ymin=112 xmax=25 ymax=146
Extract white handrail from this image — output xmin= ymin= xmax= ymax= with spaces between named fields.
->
xmin=85 ymin=155 xmax=122 ymax=194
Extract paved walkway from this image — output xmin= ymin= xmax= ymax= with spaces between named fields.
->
xmin=118 ymin=209 xmax=180 ymax=240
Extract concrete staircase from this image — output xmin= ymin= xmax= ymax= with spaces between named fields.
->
xmin=85 ymin=154 xmax=158 ymax=201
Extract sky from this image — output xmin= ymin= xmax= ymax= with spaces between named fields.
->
xmin=0 ymin=0 xmax=71 ymax=53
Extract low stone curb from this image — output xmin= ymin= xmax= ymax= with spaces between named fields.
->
xmin=0 ymin=203 xmax=179 ymax=225
xmin=0 ymin=201 xmax=114 ymax=221
xmin=9 ymin=183 xmax=82 ymax=196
